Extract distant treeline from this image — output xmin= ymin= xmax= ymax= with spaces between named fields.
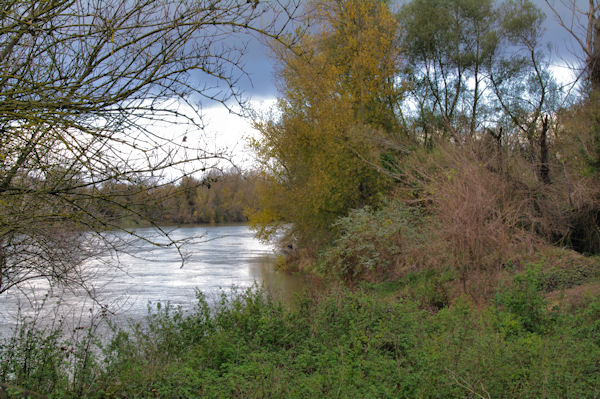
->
xmin=96 ymin=170 xmax=260 ymax=226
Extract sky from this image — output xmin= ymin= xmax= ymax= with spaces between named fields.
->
xmin=228 ymin=0 xmax=588 ymax=98
xmin=538 ymin=0 xmax=590 ymax=77
xmin=197 ymin=0 xmax=590 ymax=169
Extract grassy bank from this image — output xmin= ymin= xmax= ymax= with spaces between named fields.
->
xmin=2 ymin=264 xmax=600 ymax=398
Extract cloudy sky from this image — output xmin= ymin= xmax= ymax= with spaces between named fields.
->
xmin=199 ymin=0 xmax=589 ymax=168
xmin=232 ymin=0 xmax=588 ymax=97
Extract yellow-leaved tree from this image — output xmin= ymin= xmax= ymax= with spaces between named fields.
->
xmin=250 ymin=0 xmax=404 ymax=255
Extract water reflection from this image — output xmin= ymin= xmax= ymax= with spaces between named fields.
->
xmin=0 ymin=225 xmax=306 ymax=333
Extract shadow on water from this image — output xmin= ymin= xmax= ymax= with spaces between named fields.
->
xmin=248 ymin=255 xmax=311 ymax=305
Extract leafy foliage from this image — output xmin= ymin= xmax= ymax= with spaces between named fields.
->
xmin=96 ymin=170 xmax=261 ymax=226
xmin=494 ymin=267 xmax=550 ymax=333
xmin=322 ymin=199 xmax=423 ymax=281
xmin=2 ymin=285 xmax=600 ymax=398
xmin=250 ymin=0 xmax=403 ymax=249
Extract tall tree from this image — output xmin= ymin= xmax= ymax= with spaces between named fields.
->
xmin=546 ymin=0 xmax=600 ymax=93
xmin=251 ymin=0 xmax=403 ymax=248
xmin=397 ymin=0 xmax=560 ymax=187
xmin=399 ymin=0 xmax=556 ymax=149
xmin=399 ymin=0 xmax=500 ymax=142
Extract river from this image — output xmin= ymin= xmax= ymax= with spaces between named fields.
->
xmin=0 ymin=225 xmax=306 ymax=335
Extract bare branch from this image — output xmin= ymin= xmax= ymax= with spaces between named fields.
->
xmin=0 ymin=0 xmax=300 ymax=295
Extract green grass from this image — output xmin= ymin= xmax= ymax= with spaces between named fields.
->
xmin=2 ymin=275 xmax=600 ymax=398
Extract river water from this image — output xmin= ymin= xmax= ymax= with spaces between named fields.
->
xmin=0 ymin=225 xmax=305 ymax=334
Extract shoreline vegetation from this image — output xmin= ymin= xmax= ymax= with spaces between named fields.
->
xmin=98 ymin=170 xmax=260 ymax=228
xmin=4 ymin=0 xmax=600 ymax=397
xmin=2 ymin=271 xmax=600 ymax=398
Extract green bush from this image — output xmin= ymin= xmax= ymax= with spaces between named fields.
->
xmin=322 ymin=199 xmax=423 ymax=281
xmin=0 ymin=322 xmax=67 ymax=395
xmin=0 ymin=310 xmax=104 ymax=398
xmin=2 ymin=285 xmax=600 ymax=398
xmin=538 ymin=256 xmax=600 ymax=291
xmin=494 ymin=267 xmax=549 ymax=333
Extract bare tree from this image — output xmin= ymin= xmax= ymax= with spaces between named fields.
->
xmin=0 ymin=0 xmax=300 ymax=295
xmin=545 ymin=0 xmax=600 ymax=92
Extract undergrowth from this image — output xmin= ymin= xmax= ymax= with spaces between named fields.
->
xmin=1 ymin=278 xmax=599 ymax=398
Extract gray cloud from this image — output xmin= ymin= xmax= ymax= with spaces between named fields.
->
xmin=538 ymin=0 xmax=588 ymax=65
xmin=214 ymin=0 xmax=590 ymax=101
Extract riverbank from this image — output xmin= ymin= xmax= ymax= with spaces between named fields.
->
xmin=2 ymin=261 xmax=600 ymax=398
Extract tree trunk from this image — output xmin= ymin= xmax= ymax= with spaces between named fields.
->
xmin=540 ymin=115 xmax=551 ymax=185
xmin=588 ymin=1 xmax=600 ymax=93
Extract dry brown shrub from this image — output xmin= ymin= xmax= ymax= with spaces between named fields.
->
xmin=395 ymin=114 xmax=600 ymax=302
xmin=553 ymin=99 xmax=600 ymax=253
xmin=546 ymin=281 xmax=600 ymax=310
xmin=403 ymin=141 xmax=543 ymax=300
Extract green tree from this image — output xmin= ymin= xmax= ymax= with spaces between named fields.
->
xmin=250 ymin=0 xmax=403 ymax=250
xmin=399 ymin=0 xmax=499 ymax=142
xmin=399 ymin=0 xmax=557 ymax=154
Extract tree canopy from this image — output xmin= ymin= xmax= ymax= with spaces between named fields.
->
xmin=250 ymin=0 xmax=403 ymax=247
xmin=247 ymin=0 xmax=600 ymax=286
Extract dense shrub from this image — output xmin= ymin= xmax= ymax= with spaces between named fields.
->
xmin=494 ymin=267 xmax=550 ymax=333
xmin=0 ymin=310 xmax=104 ymax=398
xmin=321 ymin=199 xmax=424 ymax=281
xmin=1 ymin=285 xmax=600 ymax=398
xmin=531 ymin=247 xmax=600 ymax=291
